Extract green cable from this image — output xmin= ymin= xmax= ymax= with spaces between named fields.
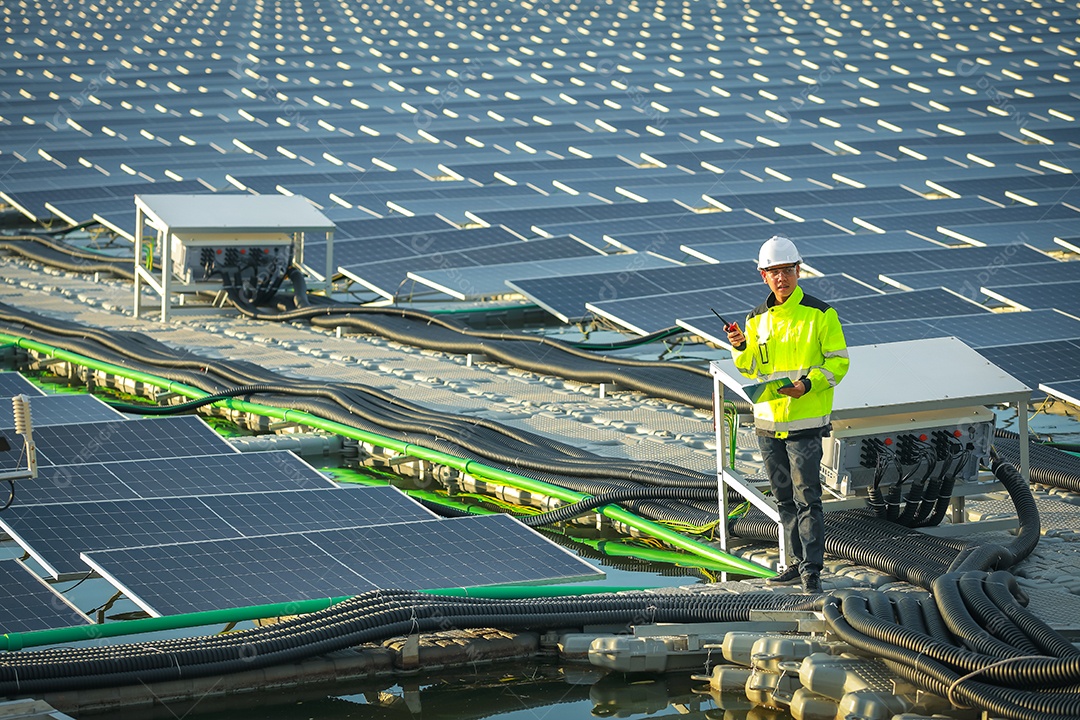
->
xmin=0 ymin=332 xmax=770 ymax=577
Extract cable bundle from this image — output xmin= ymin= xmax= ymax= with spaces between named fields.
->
xmin=824 ymin=571 xmax=1080 ymax=720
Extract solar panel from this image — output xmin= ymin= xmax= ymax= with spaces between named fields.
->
xmin=881 ymin=261 xmax=1080 ymax=294
xmin=0 ymin=560 xmax=91 ymax=633
xmin=323 ymin=226 xmax=523 ymax=270
xmin=0 ymin=395 xmax=125 ymax=430
xmin=106 ymin=451 xmax=336 ymax=498
xmin=1 ymin=487 xmax=434 ymax=578
xmin=410 ymin=253 xmax=675 ymax=300
xmin=12 ymin=451 xmax=335 ymax=505
xmin=1 ymin=497 xmax=242 ymax=579
xmin=802 ymin=246 xmax=1051 ymax=283
xmin=196 ymin=487 xmax=438 ymax=536
xmin=832 ymin=288 xmax=990 ymax=324
xmin=595 ymin=275 xmax=879 ymax=337
xmin=83 ymin=534 xmax=378 ymax=617
xmin=305 ymin=514 xmax=597 ymax=590
xmin=682 ymin=233 xmax=937 ymax=264
xmin=507 ymin=261 xmax=762 ymax=323
xmin=842 ymin=309 xmax=1080 ymax=349
xmin=83 ymin=515 xmax=602 ymax=616
xmin=1041 ymin=380 xmax=1080 ymax=407
xmin=977 ymin=341 xmax=1080 ymax=393
xmin=981 ymin=281 xmax=1080 ymax=316
xmin=0 ymin=373 xmax=44 ymax=398
xmin=0 ymin=416 xmax=236 ymax=467
xmin=339 ymin=236 xmax=600 ymax=300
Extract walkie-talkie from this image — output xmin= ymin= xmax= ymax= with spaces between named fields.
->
xmin=710 ymin=307 xmax=733 ymax=331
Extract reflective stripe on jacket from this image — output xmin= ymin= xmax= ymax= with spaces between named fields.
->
xmin=732 ymin=285 xmax=849 ymax=437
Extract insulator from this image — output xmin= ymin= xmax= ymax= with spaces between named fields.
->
xmin=11 ymin=394 xmax=32 ymax=436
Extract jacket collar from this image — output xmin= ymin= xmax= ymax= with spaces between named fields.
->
xmin=766 ymin=284 xmax=804 ymax=312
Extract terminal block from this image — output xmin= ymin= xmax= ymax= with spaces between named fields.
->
xmin=821 ymin=407 xmax=994 ymax=496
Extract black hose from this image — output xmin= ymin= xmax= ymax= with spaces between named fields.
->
xmin=823 ymin=592 xmax=1080 ymax=720
xmin=0 ymin=590 xmax=819 ymax=695
xmin=983 ymin=571 xmax=1080 ymax=659
xmin=522 ymin=487 xmax=724 ymax=527
xmin=105 ymin=384 xmax=279 ymax=415
xmin=994 ymin=429 xmax=1080 ymax=494
xmin=0 ymin=306 xmax=720 ymax=528
xmin=0 ymin=240 xmax=134 ymax=279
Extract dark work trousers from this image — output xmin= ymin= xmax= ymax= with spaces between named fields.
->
xmin=757 ymin=432 xmax=825 ymax=576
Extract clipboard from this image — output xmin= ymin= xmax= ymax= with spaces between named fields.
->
xmin=739 ymin=377 xmax=795 ymax=404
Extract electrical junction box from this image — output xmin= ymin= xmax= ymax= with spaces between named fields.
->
xmin=821 ymin=406 xmax=995 ymax=496
xmin=169 ymin=233 xmax=294 ymax=285
xmin=133 ymin=194 xmax=335 ymax=322
xmin=710 ymin=338 xmax=1030 ymax=551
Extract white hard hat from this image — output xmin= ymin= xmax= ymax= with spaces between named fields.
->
xmin=757 ymin=235 xmax=802 ymax=270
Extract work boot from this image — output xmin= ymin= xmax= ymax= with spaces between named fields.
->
xmin=801 ymin=573 xmax=822 ymax=593
xmin=766 ymin=566 xmax=802 ymax=586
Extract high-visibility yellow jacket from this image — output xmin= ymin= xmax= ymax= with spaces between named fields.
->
xmin=732 ymin=285 xmax=849 ymax=437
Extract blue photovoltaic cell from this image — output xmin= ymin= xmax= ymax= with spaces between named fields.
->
xmin=0 ymin=373 xmax=44 ymax=398
xmin=977 ymin=341 xmax=1080 ymax=394
xmin=14 ymin=451 xmax=334 ymax=505
xmin=842 ymin=309 xmax=1080 ymax=349
xmin=981 ymin=281 xmax=1080 ymax=316
xmin=1041 ymin=380 xmax=1080 ymax=406
xmin=880 ymin=261 xmax=1080 ymax=293
xmin=1 ymin=487 xmax=433 ymax=578
xmin=0 ymin=395 xmax=124 ymax=429
xmin=0 ymin=560 xmax=90 ymax=633
xmin=83 ymin=515 xmax=601 ymax=616
xmin=17 ymin=416 xmax=234 ymax=466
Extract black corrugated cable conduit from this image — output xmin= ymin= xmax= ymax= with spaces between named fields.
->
xmin=522 ymin=487 xmax=731 ymax=527
xmin=823 ymin=591 xmax=1080 ymax=720
xmin=951 ymin=455 xmax=1041 ymax=573
xmin=0 ymin=590 xmax=819 ymax=695
xmin=994 ymin=428 xmax=1080 ymax=494
xmin=731 ymin=508 xmax=959 ymax=589
xmin=0 ymin=306 xmax=719 ymax=528
xmin=222 ymin=284 xmax=730 ymax=412
xmin=0 ymin=239 xmax=134 ymax=280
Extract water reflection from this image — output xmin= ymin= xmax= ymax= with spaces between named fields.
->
xmin=170 ymin=659 xmax=792 ymax=720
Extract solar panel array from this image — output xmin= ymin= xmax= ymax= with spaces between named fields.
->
xmin=588 ymin=275 xmax=878 ymax=336
xmin=0 ymin=373 xmax=45 ymax=398
xmin=0 ymin=395 xmax=125 ymax=429
xmin=0 ymin=487 xmax=436 ymax=578
xmin=0 ymin=374 xmax=597 ymax=624
xmin=0 ymin=560 xmax=91 ymax=634
xmin=83 ymin=514 xmax=600 ymax=616
xmin=1 ymin=0 xmax=1076 ymax=326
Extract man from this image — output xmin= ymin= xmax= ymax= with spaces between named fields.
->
xmin=725 ymin=235 xmax=849 ymax=593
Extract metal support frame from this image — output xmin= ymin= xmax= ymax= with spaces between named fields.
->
xmin=132 ymin=194 xmax=335 ymax=322
xmin=710 ymin=337 xmax=1033 ymax=567
xmin=712 ymin=372 xmax=785 ymax=565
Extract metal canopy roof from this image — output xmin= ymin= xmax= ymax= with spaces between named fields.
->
xmin=135 ymin=194 xmax=336 ymax=235
xmin=711 ymin=336 xmax=1030 ymax=420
